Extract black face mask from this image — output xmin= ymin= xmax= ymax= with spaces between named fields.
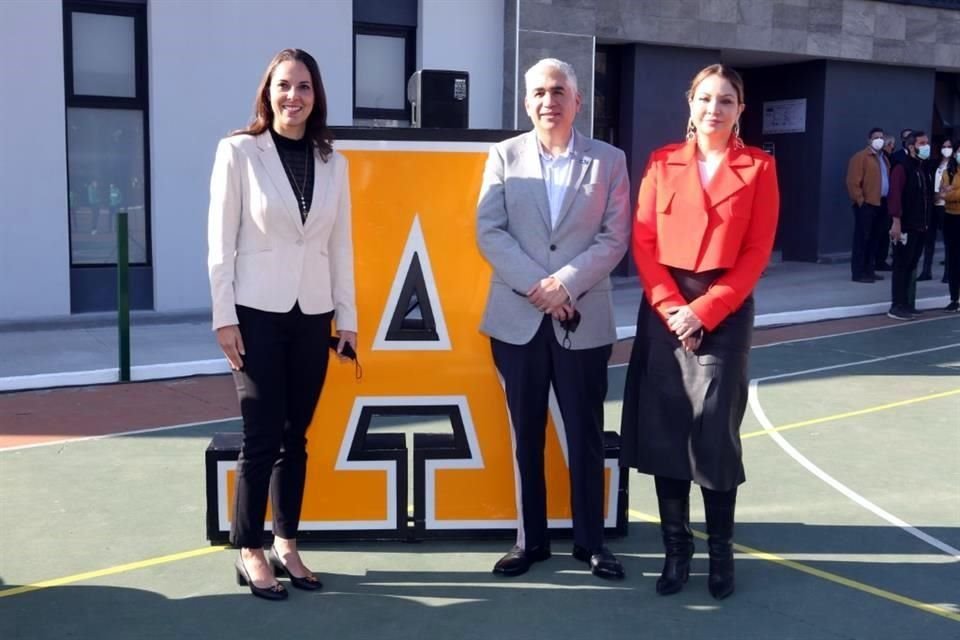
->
xmin=559 ymin=309 xmax=581 ymax=349
xmin=328 ymin=337 xmax=362 ymax=379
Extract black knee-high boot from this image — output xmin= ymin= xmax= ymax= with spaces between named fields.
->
xmin=655 ymin=477 xmax=694 ymax=596
xmin=703 ymin=487 xmax=737 ymax=600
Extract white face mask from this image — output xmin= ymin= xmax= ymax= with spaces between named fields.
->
xmin=942 ymin=147 xmax=954 ymax=158
xmin=871 ymin=138 xmax=885 ymax=151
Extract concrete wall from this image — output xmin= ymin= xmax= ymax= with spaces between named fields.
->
xmin=419 ymin=0 xmax=504 ymax=129
xmin=516 ymin=0 xmax=960 ymax=70
xmin=514 ymin=0 xmax=950 ymax=262
xmin=741 ymin=61 xmax=827 ymax=261
xmin=0 ymin=1 xmax=71 ymax=320
xmin=619 ymin=44 xmax=720 ymax=204
xmin=506 ymin=0 xmax=595 ymax=135
xmin=148 ymin=0 xmax=353 ymax=314
xmin=818 ymin=59 xmax=935 ymax=255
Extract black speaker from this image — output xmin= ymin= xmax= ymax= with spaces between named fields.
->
xmin=407 ymin=69 xmax=469 ymax=128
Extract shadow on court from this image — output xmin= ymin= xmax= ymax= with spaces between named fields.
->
xmin=1 ymin=520 xmax=957 ymax=640
xmin=1 ymin=317 xmax=958 ymax=639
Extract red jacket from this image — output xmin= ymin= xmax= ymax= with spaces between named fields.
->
xmin=632 ymin=141 xmax=780 ymax=331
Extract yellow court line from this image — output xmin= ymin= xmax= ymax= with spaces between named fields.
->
xmin=0 ymin=545 xmax=229 ymax=599
xmin=741 ymin=388 xmax=960 ymax=440
xmin=628 ymin=509 xmax=960 ymax=623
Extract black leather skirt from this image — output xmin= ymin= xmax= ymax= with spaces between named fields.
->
xmin=618 ymin=268 xmax=754 ymax=491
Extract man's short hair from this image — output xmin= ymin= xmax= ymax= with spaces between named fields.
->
xmin=868 ymin=127 xmax=884 ymax=138
xmin=904 ymin=131 xmax=927 ymax=148
xmin=900 ymin=128 xmax=913 ymax=140
xmin=524 ymin=58 xmax=579 ymax=95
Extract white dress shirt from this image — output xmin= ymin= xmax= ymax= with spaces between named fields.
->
xmin=538 ymin=131 xmax=576 ymax=229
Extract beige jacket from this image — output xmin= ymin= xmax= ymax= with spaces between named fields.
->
xmin=207 ymin=132 xmax=356 ymax=331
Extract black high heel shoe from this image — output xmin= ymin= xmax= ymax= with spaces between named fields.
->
xmin=269 ymin=546 xmax=323 ymax=590
xmin=235 ymin=554 xmax=288 ymax=601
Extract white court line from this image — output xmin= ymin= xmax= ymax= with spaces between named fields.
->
xmin=753 ymin=343 xmax=960 ymax=384
xmin=0 ymin=417 xmax=240 ymax=453
xmin=750 ymin=314 xmax=960 ymax=350
xmin=748 ymin=343 xmax=960 ymax=560
xmin=3 ymin=308 xmax=956 ymax=392
xmin=6 ymin=323 xmax=956 ymax=449
xmin=614 ymin=296 xmax=952 ymax=340
xmin=609 ymin=315 xmax=960 ymax=369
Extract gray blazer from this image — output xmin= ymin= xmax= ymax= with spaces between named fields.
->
xmin=476 ymin=130 xmax=630 ymax=349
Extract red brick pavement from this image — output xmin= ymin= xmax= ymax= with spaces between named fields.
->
xmin=0 ymin=315 xmax=902 ymax=450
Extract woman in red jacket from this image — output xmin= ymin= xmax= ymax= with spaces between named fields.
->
xmin=619 ymin=65 xmax=779 ymax=600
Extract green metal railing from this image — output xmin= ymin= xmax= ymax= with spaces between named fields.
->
xmin=117 ymin=210 xmax=130 ymax=382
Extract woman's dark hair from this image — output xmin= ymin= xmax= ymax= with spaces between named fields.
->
xmin=233 ymin=48 xmax=333 ymax=162
xmin=948 ymin=139 xmax=959 ymax=183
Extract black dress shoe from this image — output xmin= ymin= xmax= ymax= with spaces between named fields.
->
xmin=875 ymin=263 xmax=893 ymax=272
xmin=268 ymin=546 xmax=323 ymax=590
xmin=235 ymin=555 xmax=288 ymax=601
xmin=572 ymin=545 xmax=625 ymax=579
xmin=917 ymin=272 xmax=933 ymax=281
xmin=868 ymin=272 xmax=884 ymax=281
xmin=852 ymin=276 xmax=875 ymax=283
xmin=492 ymin=544 xmax=551 ymax=577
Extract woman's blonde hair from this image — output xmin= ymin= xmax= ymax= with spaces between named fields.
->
xmin=686 ymin=64 xmax=744 ymax=104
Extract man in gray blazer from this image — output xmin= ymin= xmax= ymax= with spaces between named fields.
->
xmin=476 ymin=58 xmax=630 ymax=579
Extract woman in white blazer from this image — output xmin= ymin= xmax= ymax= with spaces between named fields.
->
xmin=208 ymin=48 xmax=357 ymax=600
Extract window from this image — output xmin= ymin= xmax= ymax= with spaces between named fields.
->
xmin=63 ymin=1 xmax=150 ymax=268
xmin=353 ymin=23 xmax=416 ymax=124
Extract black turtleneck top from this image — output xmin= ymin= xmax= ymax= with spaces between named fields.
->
xmin=270 ymin=128 xmax=315 ymax=222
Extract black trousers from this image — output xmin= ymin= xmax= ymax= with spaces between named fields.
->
xmin=230 ymin=303 xmax=332 ymax=549
xmin=890 ymin=230 xmax=926 ymax=310
xmin=944 ymin=214 xmax=960 ymax=302
xmin=491 ymin=317 xmax=611 ymax=553
xmin=872 ymin=198 xmax=890 ymax=269
xmin=852 ymin=203 xmax=880 ymax=279
xmin=920 ymin=205 xmax=944 ymax=276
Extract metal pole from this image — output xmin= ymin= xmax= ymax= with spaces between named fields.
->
xmin=117 ymin=210 xmax=130 ymax=382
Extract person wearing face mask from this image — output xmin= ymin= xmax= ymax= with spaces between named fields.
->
xmin=886 ymin=131 xmax=932 ymax=320
xmin=620 ymin=65 xmax=779 ymax=600
xmin=882 ymin=135 xmax=896 ymax=163
xmin=891 ymin=128 xmax=913 ymax=168
xmin=918 ymin=140 xmax=952 ymax=282
xmin=939 ymin=139 xmax=960 ymax=312
xmin=845 ymin=128 xmax=890 ymax=283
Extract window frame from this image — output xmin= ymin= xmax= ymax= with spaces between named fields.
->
xmin=352 ymin=22 xmax=416 ymax=123
xmin=62 ymin=0 xmax=152 ymax=268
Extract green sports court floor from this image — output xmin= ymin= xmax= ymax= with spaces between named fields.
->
xmin=1 ymin=315 xmax=958 ymax=639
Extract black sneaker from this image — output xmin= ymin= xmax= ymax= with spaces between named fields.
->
xmin=944 ymin=301 xmax=960 ymax=313
xmin=907 ymin=306 xmax=923 ymax=317
xmin=886 ymin=306 xmax=914 ymax=321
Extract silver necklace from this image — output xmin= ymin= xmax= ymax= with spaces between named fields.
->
xmin=279 ymin=142 xmax=310 ymax=215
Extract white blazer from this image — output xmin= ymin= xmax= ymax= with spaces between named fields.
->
xmin=207 ymin=131 xmax=357 ymax=332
